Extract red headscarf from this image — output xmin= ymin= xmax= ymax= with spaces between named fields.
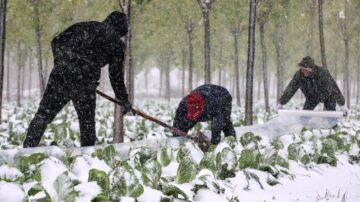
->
xmin=186 ymin=92 xmax=205 ymax=121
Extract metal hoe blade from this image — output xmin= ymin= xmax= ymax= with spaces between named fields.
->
xmin=188 ymin=131 xmax=211 ymax=152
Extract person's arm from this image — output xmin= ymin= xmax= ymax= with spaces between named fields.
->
xmin=172 ymin=100 xmax=188 ymax=137
xmin=325 ymin=70 xmax=345 ymax=106
xmin=278 ymin=71 xmax=301 ymax=105
xmin=108 ymin=43 xmax=129 ymax=104
xmin=211 ymin=115 xmax=226 ymax=145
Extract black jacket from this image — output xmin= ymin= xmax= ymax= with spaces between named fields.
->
xmin=173 ymin=84 xmax=234 ymax=144
xmin=279 ymin=66 xmax=345 ymax=106
xmin=51 ymin=11 xmax=128 ymax=102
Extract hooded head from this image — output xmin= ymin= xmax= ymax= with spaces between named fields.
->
xmin=186 ymin=92 xmax=205 ymax=121
xmin=103 ymin=11 xmax=128 ymax=37
xmin=298 ymin=56 xmax=315 ymax=69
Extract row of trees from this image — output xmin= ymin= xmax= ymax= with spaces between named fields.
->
xmin=0 ymin=0 xmax=359 ymax=127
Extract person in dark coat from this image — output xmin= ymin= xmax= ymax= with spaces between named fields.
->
xmin=23 ymin=11 xmax=132 ymax=148
xmin=278 ymin=56 xmax=348 ymax=115
xmin=173 ymin=84 xmax=236 ymax=145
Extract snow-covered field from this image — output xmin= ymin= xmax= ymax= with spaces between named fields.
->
xmin=0 ymin=99 xmax=359 ymax=202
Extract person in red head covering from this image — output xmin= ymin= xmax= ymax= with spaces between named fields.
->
xmin=173 ymin=84 xmax=236 ymax=145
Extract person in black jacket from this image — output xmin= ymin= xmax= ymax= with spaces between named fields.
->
xmin=23 ymin=11 xmax=132 ymax=148
xmin=278 ymin=56 xmax=348 ymax=115
xmin=173 ymin=84 xmax=236 ymax=145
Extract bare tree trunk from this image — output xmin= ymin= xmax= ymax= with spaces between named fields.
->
xmin=257 ymin=78 xmax=261 ymax=100
xmin=144 ymin=66 xmax=148 ymax=95
xmin=222 ymin=69 xmax=226 ymax=88
xmin=181 ymin=49 xmax=187 ymax=97
xmin=258 ymin=20 xmax=270 ymax=113
xmin=273 ymin=5 xmax=289 ymax=103
xmin=187 ymin=22 xmax=194 ymax=92
xmin=28 ymin=57 xmax=33 ymax=98
xmin=357 ymin=55 xmax=359 ymax=104
xmin=113 ymin=0 xmax=130 ymax=144
xmin=21 ymin=58 xmax=25 ymax=98
xmin=245 ymin=0 xmax=256 ymax=125
xmin=113 ymin=105 xmax=124 ymax=143
xmin=230 ymin=74 xmax=235 ymax=96
xmin=203 ymin=9 xmax=211 ymax=84
xmin=16 ymin=42 xmax=21 ymax=107
xmin=275 ymin=42 xmax=284 ymax=103
xmin=218 ymin=36 xmax=223 ymax=86
xmin=318 ymin=0 xmax=327 ymax=69
xmin=232 ymin=31 xmax=241 ymax=106
xmin=0 ymin=0 xmax=7 ymax=122
xmin=334 ymin=49 xmax=338 ymax=82
xmin=197 ymin=0 xmax=214 ymax=84
xmin=32 ymin=0 xmax=45 ymax=96
xmin=218 ymin=69 xmax=222 ymax=85
xmin=6 ymin=50 xmax=9 ymax=101
xmin=44 ymin=56 xmax=48 ymax=85
xmin=340 ymin=0 xmax=350 ymax=108
xmin=124 ymin=0 xmax=134 ymax=104
xmin=343 ymin=31 xmax=350 ymax=108
xmin=165 ymin=53 xmax=171 ymax=101
xmin=159 ymin=68 xmax=163 ymax=97
xmin=306 ymin=0 xmax=316 ymax=57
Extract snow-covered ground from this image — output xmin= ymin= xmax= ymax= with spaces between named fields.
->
xmin=0 ymin=99 xmax=359 ymax=202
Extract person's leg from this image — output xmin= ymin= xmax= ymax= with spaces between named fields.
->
xmin=222 ymin=102 xmax=236 ymax=138
xmin=324 ymin=100 xmax=336 ymax=111
xmin=23 ymin=68 xmax=70 ymax=147
xmin=223 ymin=118 xmax=236 ymax=138
xmin=303 ymin=99 xmax=319 ymax=110
xmin=324 ymin=100 xmax=338 ymax=128
xmin=72 ymin=85 xmax=98 ymax=146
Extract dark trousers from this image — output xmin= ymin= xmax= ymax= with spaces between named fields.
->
xmin=303 ymin=99 xmax=336 ymax=111
xmin=23 ymin=64 xmax=98 ymax=148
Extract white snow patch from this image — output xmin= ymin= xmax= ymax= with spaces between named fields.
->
xmin=0 ymin=164 xmax=23 ymax=181
xmin=120 ymin=197 xmax=136 ymax=202
xmin=137 ymin=186 xmax=164 ymax=202
xmin=226 ymin=156 xmax=360 ymax=202
xmin=74 ymin=181 xmax=102 ymax=202
xmin=194 ymin=189 xmax=227 ymax=202
xmin=185 ymin=142 xmax=203 ymax=165
xmin=39 ymin=157 xmax=76 ymax=200
xmin=69 ymin=122 xmax=80 ymax=133
xmin=162 ymin=161 xmax=179 ymax=177
xmin=214 ymin=142 xmax=231 ymax=155
xmin=0 ymin=182 xmax=26 ymax=202
xmin=71 ymin=155 xmax=112 ymax=182
xmin=22 ymin=181 xmax=38 ymax=194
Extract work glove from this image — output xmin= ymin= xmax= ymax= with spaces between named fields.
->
xmin=340 ymin=105 xmax=349 ymax=117
xmin=122 ymin=100 xmax=133 ymax=115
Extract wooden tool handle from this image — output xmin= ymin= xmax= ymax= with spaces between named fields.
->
xmin=96 ymin=90 xmax=188 ymax=137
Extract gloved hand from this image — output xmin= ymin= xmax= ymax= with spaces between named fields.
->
xmin=122 ymin=100 xmax=133 ymax=115
xmin=340 ymin=105 xmax=349 ymax=117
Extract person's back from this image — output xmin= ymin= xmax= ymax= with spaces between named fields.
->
xmin=173 ymin=84 xmax=235 ymax=145
xmin=52 ymin=20 xmax=123 ymax=68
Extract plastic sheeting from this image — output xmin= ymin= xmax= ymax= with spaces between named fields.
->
xmin=236 ymin=110 xmax=343 ymax=139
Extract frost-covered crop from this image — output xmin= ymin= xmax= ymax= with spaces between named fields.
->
xmin=0 ymin=100 xmax=359 ymax=201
